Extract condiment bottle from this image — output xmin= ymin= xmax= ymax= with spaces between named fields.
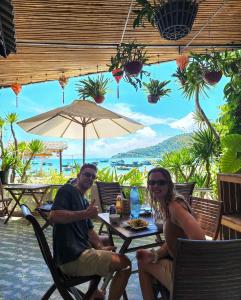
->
xmin=115 ymin=194 xmax=123 ymax=217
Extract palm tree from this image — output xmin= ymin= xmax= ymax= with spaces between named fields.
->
xmin=0 ymin=117 xmax=5 ymax=157
xmin=192 ymin=128 xmax=219 ymax=187
xmin=181 ymin=59 xmax=220 ymax=142
xmin=21 ymin=140 xmax=45 ymax=182
xmin=5 ymin=113 xmax=19 ymax=180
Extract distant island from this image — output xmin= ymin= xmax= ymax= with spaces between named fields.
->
xmin=112 ymin=133 xmax=193 ymax=158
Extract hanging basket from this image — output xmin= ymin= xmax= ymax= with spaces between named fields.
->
xmin=154 ymin=0 xmax=199 ymax=40
xmin=203 ymin=70 xmax=222 ymax=85
xmin=94 ymin=95 xmax=105 ymax=104
xmin=148 ymin=95 xmax=160 ymax=104
xmin=124 ymin=61 xmax=143 ymax=77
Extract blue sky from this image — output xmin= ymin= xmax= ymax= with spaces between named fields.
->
xmin=0 ymin=61 xmax=228 ymax=158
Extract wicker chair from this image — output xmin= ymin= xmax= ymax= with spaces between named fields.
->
xmin=95 ymin=181 xmax=124 ymax=235
xmin=191 ymin=197 xmax=222 ymax=240
xmin=174 ymin=182 xmax=196 ymax=205
xmin=21 ymin=204 xmax=101 ymax=300
xmin=156 ymin=239 xmax=241 ymax=300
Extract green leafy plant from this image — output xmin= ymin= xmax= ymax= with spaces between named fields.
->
xmin=143 ymin=79 xmax=171 ymax=103
xmin=132 ymin=0 xmax=156 ymax=28
xmin=76 ymin=75 xmax=110 ymax=103
xmin=0 ymin=149 xmax=16 ymax=171
xmin=220 ymin=134 xmax=241 ymax=173
xmin=108 ymin=42 xmax=149 ymax=90
xmin=172 ymin=67 xmax=188 ymax=86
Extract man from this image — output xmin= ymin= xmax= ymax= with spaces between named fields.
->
xmin=49 ymin=163 xmax=131 ymax=300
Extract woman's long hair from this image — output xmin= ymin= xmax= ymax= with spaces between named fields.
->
xmin=147 ymin=167 xmax=175 ymax=218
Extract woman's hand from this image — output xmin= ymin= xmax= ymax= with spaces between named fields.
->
xmin=136 ymin=249 xmax=153 ymax=263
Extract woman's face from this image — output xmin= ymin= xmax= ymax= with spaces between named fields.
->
xmin=148 ymin=171 xmax=169 ymax=202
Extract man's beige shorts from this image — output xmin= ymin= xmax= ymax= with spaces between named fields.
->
xmin=60 ymin=248 xmax=112 ymax=277
xmin=156 ymin=258 xmax=173 ymax=291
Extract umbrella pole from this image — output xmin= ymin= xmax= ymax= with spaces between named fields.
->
xmin=83 ymin=124 xmax=86 ymax=164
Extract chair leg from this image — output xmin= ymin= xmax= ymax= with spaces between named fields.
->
xmin=98 ymin=222 xmax=105 ymax=235
xmin=83 ymin=277 xmax=101 ymax=300
xmin=42 ymin=283 xmax=56 ymax=300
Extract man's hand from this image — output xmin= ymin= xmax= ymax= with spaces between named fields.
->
xmin=136 ymin=249 xmax=153 ymax=263
xmin=85 ymin=199 xmax=98 ymax=219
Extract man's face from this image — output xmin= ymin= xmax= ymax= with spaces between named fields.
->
xmin=77 ymin=167 xmax=97 ymax=191
xmin=148 ymin=171 xmax=169 ymax=202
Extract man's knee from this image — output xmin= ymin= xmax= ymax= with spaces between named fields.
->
xmin=109 ymin=253 xmax=131 ymax=272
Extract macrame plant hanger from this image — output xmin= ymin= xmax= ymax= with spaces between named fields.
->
xmin=11 ymin=78 xmax=22 ymax=108
xmin=58 ymin=72 xmax=68 ymax=104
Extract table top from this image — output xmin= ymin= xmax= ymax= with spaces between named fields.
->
xmin=98 ymin=212 xmax=162 ymax=240
xmin=4 ymin=184 xmax=51 ymax=191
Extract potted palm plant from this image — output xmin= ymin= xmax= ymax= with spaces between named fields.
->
xmin=76 ymin=75 xmax=110 ymax=104
xmin=108 ymin=42 xmax=149 ymax=90
xmin=172 ymin=67 xmax=188 ymax=86
xmin=143 ymin=79 xmax=171 ymax=103
xmin=0 ymin=149 xmax=16 ymax=184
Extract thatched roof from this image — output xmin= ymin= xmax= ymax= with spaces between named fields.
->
xmin=0 ymin=0 xmax=240 ymax=87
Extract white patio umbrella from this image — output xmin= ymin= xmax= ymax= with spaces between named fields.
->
xmin=17 ymin=100 xmax=144 ymax=163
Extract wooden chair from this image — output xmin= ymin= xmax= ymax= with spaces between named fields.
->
xmin=0 ymin=178 xmax=12 ymax=219
xmin=156 ymin=239 xmax=241 ymax=300
xmin=96 ymin=181 xmax=124 ymax=235
xmin=174 ymin=182 xmax=196 ymax=205
xmin=21 ymin=204 xmax=101 ymax=300
xmin=191 ymin=196 xmax=222 ymax=240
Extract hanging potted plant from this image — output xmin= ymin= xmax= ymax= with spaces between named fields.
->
xmin=143 ymin=79 xmax=171 ymax=103
xmin=133 ymin=0 xmax=200 ymax=41
xmin=108 ymin=42 xmax=149 ymax=90
xmin=76 ymin=75 xmax=110 ymax=104
xmin=172 ymin=67 xmax=188 ymax=86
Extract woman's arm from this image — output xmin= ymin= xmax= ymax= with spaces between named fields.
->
xmin=169 ymin=201 xmax=205 ymax=240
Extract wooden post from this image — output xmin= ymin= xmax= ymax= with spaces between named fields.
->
xmin=59 ymin=150 xmax=63 ymax=174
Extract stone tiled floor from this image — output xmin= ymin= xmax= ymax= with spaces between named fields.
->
xmin=0 ymin=216 xmax=159 ymax=300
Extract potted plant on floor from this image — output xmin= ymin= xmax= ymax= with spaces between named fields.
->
xmin=143 ymin=79 xmax=171 ymax=103
xmin=76 ymin=75 xmax=110 ymax=104
xmin=108 ymin=41 xmax=149 ymax=90
xmin=133 ymin=0 xmax=200 ymax=40
xmin=0 ymin=149 xmax=16 ymax=184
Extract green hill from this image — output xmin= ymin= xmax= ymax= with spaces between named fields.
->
xmin=112 ymin=133 xmax=193 ymax=158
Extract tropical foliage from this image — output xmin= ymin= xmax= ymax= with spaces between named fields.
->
xmin=220 ymin=134 xmax=241 ymax=173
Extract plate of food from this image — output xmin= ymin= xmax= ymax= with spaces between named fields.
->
xmin=126 ymin=218 xmax=149 ymax=230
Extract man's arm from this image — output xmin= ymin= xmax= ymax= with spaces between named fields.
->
xmin=49 ymin=202 xmax=98 ymax=224
xmin=169 ymin=201 xmax=205 ymax=240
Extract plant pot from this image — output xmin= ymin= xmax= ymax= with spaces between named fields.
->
xmin=94 ymin=96 xmax=104 ymax=104
xmin=154 ymin=0 xmax=199 ymax=40
xmin=0 ymin=169 xmax=11 ymax=184
xmin=203 ymin=70 xmax=222 ymax=85
xmin=124 ymin=61 xmax=143 ymax=77
xmin=148 ymin=95 xmax=160 ymax=104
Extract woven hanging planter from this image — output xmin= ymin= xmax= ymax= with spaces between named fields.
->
xmin=154 ymin=0 xmax=199 ymax=40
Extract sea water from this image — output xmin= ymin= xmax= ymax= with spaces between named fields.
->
xmin=29 ymin=156 xmax=157 ymax=176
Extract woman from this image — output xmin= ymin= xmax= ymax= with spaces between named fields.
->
xmin=137 ymin=167 xmax=205 ymax=300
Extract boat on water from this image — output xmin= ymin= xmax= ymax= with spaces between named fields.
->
xmin=111 ymin=160 xmax=125 ymax=166
xmin=142 ymin=160 xmax=152 ymax=165
xmin=100 ymin=159 xmax=109 ymax=163
xmin=116 ymin=166 xmax=131 ymax=171
xmin=91 ymin=161 xmax=98 ymax=165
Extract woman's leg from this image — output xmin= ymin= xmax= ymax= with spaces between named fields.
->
xmin=138 ymin=258 xmax=172 ymax=300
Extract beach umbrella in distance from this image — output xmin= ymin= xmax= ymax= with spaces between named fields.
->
xmin=17 ymin=100 xmax=144 ymax=164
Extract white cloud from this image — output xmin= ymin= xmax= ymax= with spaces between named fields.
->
xmin=104 ymin=102 xmax=175 ymax=126
xmin=169 ymin=112 xmax=197 ymax=133
xmin=64 ymin=127 xmax=167 ymax=158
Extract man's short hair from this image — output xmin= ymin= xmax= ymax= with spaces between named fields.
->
xmin=80 ymin=163 xmax=97 ymax=173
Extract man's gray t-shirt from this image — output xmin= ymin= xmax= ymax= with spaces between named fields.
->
xmin=51 ymin=184 xmax=94 ymax=266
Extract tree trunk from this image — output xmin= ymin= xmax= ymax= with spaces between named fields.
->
xmin=205 ymin=160 xmax=211 ymax=187
xmin=10 ymin=123 xmax=18 ymax=181
xmin=194 ymin=85 xmax=220 ymax=142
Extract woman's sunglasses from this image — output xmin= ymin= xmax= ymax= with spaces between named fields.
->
xmin=148 ymin=179 xmax=168 ymax=186
xmin=82 ymin=172 xmax=97 ymax=180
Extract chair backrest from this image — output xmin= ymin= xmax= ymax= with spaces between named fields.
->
xmin=171 ymin=239 xmax=241 ymax=300
xmin=21 ymin=204 xmax=64 ymax=287
xmin=191 ymin=197 xmax=222 ymax=240
xmin=96 ymin=181 xmax=122 ymax=212
xmin=174 ymin=182 xmax=196 ymax=205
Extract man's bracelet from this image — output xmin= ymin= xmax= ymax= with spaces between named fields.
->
xmin=151 ymin=248 xmax=159 ymax=264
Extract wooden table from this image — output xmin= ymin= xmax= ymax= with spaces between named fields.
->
xmin=4 ymin=184 xmax=51 ymax=224
xmin=98 ymin=213 xmax=163 ymax=254
xmin=98 ymin=213 xmax=163 ymax=300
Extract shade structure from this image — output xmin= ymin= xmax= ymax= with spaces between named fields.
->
xmin=17 ymin=100 xmax=144 ymax=163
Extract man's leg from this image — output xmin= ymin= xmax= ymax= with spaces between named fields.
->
xmin=108 ymin=253 xmax=131 ymax=300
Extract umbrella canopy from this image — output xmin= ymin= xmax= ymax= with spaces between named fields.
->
xmin=17 ymin=100 xmax=144 ymax=163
